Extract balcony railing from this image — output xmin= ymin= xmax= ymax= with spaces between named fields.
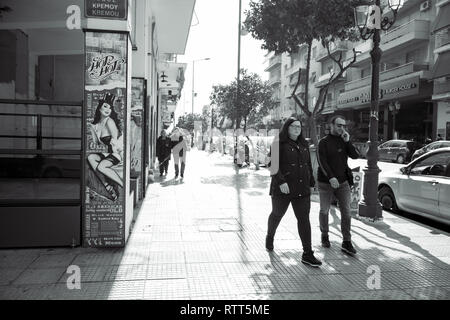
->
xmin=345 ymin=62 xmax=429 ymax=91
xmin=435 ymin=29 xmax=450 ymax=49
xmin=265 ymin=55 xmax=282 ymax=72
xmin=354 ymin=19 xmax=430 ymax=65
xmin=381 ymin=19 xmax=430 ymax=47
xmin=433 ymin=81 xmax=450 ymax=96
xmin=316 ymin=41 xmax=348 ymax=62
xmin=268 ymin=76 xmax=281 ymax=86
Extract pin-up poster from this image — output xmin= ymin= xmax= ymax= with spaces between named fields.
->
xmin=130 ymin=78 xmax=144 ymax=183
xmin=84 ymin=31 xmax=127 ymax=247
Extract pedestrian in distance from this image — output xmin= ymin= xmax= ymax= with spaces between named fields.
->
xmin=156 ymin=129 xmax=172 ymax=176
xmin=171 ymin=128 xmax=188 ymax=179
xmin=436 ymin=134 xmax=443 ymax=141
xmin=266 ymin=117 xmax=322 ymax=267
xmin=317 ymin=115 xmax=359 ymax=255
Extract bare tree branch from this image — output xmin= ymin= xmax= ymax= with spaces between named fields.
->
xmin=290 ymin=67 xmax=311 ymax=117
xmin=315 ymin=86 xmax=329 ymax=116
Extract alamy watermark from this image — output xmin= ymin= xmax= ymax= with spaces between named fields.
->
xmin=366 ymin=265 xmax=381 ymax=290
xmin=66 ymin=265 xmax=81 ymax=290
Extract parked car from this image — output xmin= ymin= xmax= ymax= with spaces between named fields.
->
xmin=411 ymin=140 xmax=450 ymax=161
xmin=377 ymin=139 xmax=421 ymax=164
xmin=378 ymin=147 xmax=450 ymax=225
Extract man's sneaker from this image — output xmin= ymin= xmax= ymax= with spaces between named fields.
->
xmin=265 ymin=236 xmax=274 ymax=251
xmin=341 ymin=241 xmax=357 ymax=255
xmin=321 ymin=235 xmax=330 ymax=248
xmin=301 ymin=252 xmax=322 ymax=268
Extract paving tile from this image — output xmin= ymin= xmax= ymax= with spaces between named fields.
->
xmin=306 ymin=274 xmax=360 ymax=292
xmin=28 ymin=254 xmax=76 ymax=269
xmin=13 ymin=268 xmax=66 ymax=285
xmin=188 ymin=277 xmax=237 ymax=297
xmin=186 ymin=263 xmax=227 ymax=278
xmin=147 ymin=263 xmax=187 ymax=280
xmin=409 ymin=269 xmax=450 ymax=287
xmin=107 ymin=280 xmax=146 ymax=300
xmin=48 ymin=282 xmax=112 ymax=300
xmin=71 ymin=253 xmax=124 ymax=266
xmin=0 ymin=268 xmax=25 ymax=285
xmin=0 ymin=254 xmax=38 ymax=269
xmin=58 ymin=265 xmax=110 ymax=283
xmin=148 ymin=252 xmax=185 ymax=264
xmin=397 ymin=257 xmax=445 ymax=271
xmin=405 ymin=286 xmax=450 ymax=300
xmin=334 ymin=290 xmax=415 ymax=300
xmin=0 ymin=284 xmax=55 ymax=300
xmin=382 ymin=270 xmax=435 ymax=289
xmin=269 ymin=275 xmax=321 ymax=293
xmin=104 ymin=264 xmax=148 ymax=281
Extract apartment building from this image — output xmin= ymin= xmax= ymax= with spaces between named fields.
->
xmin=266 ymin=0 xmax=449 ymax=142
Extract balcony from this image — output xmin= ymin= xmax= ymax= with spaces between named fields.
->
xmin=268 ymin=75 xmax=281 ymax=87
xmin=264 ymin=55 xmax=282 ymax=72
xmin=345 ymin=62 xmax=430 ymax=91
xmin=316 ymin=41 xmax=348 ymax=62
xmin=314 ymin=72 xmax=345 ymax=88
xmin=433 ymin=80 xmax=450 ymax=96
xmin=353 ymin=20 xmax=430 ymax=66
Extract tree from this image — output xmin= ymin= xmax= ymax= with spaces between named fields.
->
xmin=176 ymin=113 xmax=206 ymax=133
xmin=210 ymin=69 xmax=275 ymax=131
xmin=244 ymin=0 xmax=360 ymax=145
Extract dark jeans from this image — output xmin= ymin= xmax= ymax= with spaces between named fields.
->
xmin=318 ymin=181 xmax=352 ymax=241
xmin=267 ymin=195 xmax=312 ymax=254
xmin=158 ymin=158 xmax=169 ymax=174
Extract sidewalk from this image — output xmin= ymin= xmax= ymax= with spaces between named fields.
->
xmin=0 ymin=149 xmax=449 ymax=300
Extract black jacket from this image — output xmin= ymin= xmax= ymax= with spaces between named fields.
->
xmin=317 ymin=134 xmax=359 ymax=185
xmin=156 ymin=136 xmax=172 ymax=160
xmin=269 ymin=138 xmax=315 ymax=198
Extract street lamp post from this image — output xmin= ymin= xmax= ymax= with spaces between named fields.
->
xmin=355 ymin=0 xmax=400 ymax=220
xmin=191 ymin=57 xmax=210 ymax=115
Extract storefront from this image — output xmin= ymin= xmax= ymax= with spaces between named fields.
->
xmin=0 ymin=0 xmax=195 ymax=248
xmin=337 ymin=73 xmax=433 ymax=143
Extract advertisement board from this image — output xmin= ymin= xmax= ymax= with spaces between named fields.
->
xmin=84 ymin=31 xmax=127 ymax=247
xmin=350 ymin=172 xmax=363 ymax=215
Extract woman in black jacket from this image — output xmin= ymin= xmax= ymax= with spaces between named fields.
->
xmin=266 ymin=117 xmax=322 ymax=267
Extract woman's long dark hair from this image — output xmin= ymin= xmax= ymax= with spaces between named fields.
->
xmin=92 ymin=100 xmax=121 ymax=136
xmin=277 ymin=117 xmax=308 ymax=148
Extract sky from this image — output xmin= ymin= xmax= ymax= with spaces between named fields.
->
xmin=175 ymin=0 xmax=268 ymax=118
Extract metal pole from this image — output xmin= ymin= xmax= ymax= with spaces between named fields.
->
xmin=235 ymin=0 xmax=242 ymax=159
xmin=191 ymin=60 xmax=195 ymax=115
xmin=358 ymin=0 xmax=383 ymax=219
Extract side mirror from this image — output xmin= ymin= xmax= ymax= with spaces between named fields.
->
xmin=400 ymin=167 xmax=409 ymax=175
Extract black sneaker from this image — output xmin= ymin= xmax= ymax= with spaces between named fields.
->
xmin=301 ymin=252 xmax=322 ymax=268
xmin=321 ymin=235 xmax=330 ymax=248
xmin=341 ymin=241 xmax=357 ymax=255
xmin=265 ymin=236 xmax=274 ymax=251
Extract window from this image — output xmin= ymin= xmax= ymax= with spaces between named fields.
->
xmin=410 ymin=152 xmax=450 ymax=176
xmin=312 ymin=47 xmax=317 ymax=59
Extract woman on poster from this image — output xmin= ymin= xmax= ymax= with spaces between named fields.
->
xmin=88 ymin=92 xmax=124 ymax=201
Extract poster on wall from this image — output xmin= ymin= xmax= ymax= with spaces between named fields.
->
xmin=350 ymin=171 xmax=363 ymax=215
xmin=84 ymin=31 xmax=127 ymax=247
xmin=130 ymin=78 xmax=144 ymax=188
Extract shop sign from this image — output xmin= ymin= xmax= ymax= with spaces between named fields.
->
xmin=84 ymin=32 xmax=128 ymax=248
xmin=338 ymin=76 xmax=420 ymax=109
xmin=85 ymin=0 xmax=127 ymax=20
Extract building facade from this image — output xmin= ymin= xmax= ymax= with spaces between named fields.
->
xmin=265 ymin=0 xmax=450 ymax=143
xmin=0 ymin=0 xmax=195 ymax=248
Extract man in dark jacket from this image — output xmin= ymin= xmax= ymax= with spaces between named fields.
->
xmin=266 ymin=117 xmax=322 ymax=268
xmin=317 ymin=115 xmax=359 ymax=255
xmin=156 ymin=130 xmax=171 ymax=176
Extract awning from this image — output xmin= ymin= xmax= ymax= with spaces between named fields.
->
xmin=432 ymin=4 xmax=450 ymax=34
xmin=431 ymin=51 xmax=450 ymax=80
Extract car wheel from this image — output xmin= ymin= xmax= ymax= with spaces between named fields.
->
xmin=378 ymin=186 xmax=398 ymax=213
xmin=396 ymin=154 xmax=405 ymax=164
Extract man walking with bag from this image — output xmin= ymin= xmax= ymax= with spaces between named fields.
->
xmin=156 ymin=130 xmax=171 ymax=176
xmin=317 ymin=115 xmax=359 ymax=255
